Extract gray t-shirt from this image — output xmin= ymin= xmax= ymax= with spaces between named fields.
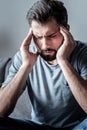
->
xmin=2 ymin=41 xmax=87 ymax=128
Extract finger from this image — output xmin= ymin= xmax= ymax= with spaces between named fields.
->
xmin=60 ymin=26 xmax=76 ymax=48
xmin=60 ymin=26 xmax=75 ymax=43
xmin=60 ymin=27 xmax=68 ymax=42
xmin=23 ymin=28 xmax=33 ymax=46
xmin=60 ymin=26 xmax=69 ymax=33
xmin=26 ymin=28 xmax=32 ymax=40
xmin=60 ymin=26 xmax=74 ymax=40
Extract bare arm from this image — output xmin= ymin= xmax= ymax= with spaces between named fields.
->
xmin=0 ymin=29 xmax=38 ymax=116
xmin=0 ymin=65 xmax=31 ymax=116
xmin=57 ymin=27 xmax=87 ymax=113
xmin=58 ymin=59 xmax=87 ymax=113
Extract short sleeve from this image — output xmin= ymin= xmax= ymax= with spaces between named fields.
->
xmin=78 ymin=45 xmax=87 ymax=78
xmin=2 ymin=51 xmax=23 ymax=87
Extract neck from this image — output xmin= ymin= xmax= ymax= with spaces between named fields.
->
xmin=47 ymin=59 xmax=58 ymax=65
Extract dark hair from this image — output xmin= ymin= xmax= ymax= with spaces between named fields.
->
xmin=26 ymin=0 xmax=68 ymax=27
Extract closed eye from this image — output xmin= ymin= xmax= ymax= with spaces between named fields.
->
xmin=48 ymin=34 xmax=57 ymax=38
xmin=33 ymin=30 xmax=59 ymax=39
xmin=33 ymin=35 xmax=42 ymax=39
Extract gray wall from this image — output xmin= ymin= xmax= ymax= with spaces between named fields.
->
xmin=0 ymin=0 xmax=87 ymax=58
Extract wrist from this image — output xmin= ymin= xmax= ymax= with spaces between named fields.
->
xmin=21 ymin=63 xmax=33 ymax=73
xmin=58 ymin=58 xmax=69 ymax=67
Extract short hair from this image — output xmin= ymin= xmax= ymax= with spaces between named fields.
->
xmin=26 ymin=0 xmax=68 ymax=27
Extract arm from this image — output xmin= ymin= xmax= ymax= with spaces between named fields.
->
xmin=0 ymin=29 xmax=38 ymax=116
xmin=57 ymin=27 xmax=87 ymax=113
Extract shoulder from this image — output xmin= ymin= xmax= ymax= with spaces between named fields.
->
xmin=70 ymin=41 xmax=87 ymax=71
xmin=13 ymin=51 xmax=22 ymax=62
xmin=76 ymin=41 xmax=87 ymax=58
xmin=74 ymin=40 xmax=87 ymax=51
xmin=71 ymin=41 xmax=87 ymax=59
xmin=11 ymin=51 xmax=22 ymax=70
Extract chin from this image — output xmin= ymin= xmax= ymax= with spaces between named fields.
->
xmin=40 ymin=54 xmax=56 ymax=61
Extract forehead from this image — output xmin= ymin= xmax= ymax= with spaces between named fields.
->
xmin=31 ymin=19 xmax=58 ymax=35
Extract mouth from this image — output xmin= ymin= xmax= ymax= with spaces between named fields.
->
xmin=41 ymin=49 xmax=56 ymax=54
xmin=42 ymin=50 xmax=54 ymax=55
xmin=39 ymin=49 xmax=57 ymax=61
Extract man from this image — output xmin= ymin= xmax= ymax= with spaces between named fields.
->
xmin=0 ymin=0 xmax=87 ymax=129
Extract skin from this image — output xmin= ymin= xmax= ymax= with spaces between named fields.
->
xmin=32 ymin=19 xmax=64 ymax=64
xmin=0 ymin=18 xmax=87 ymax=117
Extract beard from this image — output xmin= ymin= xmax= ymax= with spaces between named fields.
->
xmin=38 ymin=48 xmax=57 ymax=61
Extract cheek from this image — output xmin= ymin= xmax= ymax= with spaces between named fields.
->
xmin=53 ymin=36 xmax=63 ymax=49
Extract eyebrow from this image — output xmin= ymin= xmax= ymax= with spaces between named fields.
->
xmin=34 ymin=29 xmax=59 ymax=38
xmin=33 ymin=25 xmax=60 ymax=38
xmin=47 ymin=30 xmax=58 ymax=37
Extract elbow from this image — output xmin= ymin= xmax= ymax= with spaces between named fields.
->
xmin=0 ymin=87 xmax=14 ymax=117
xmin=83 ymin=107 xmax=87 ymax=114
xmin=0 ymin=105 xmax=13 ymax=117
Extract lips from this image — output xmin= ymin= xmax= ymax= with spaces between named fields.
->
xmin=42 ymin=50 xmax=54 ymax=55
xmin=42 ymin=49 xmax=55 ymax=53
xmin=44 ymin=50 xmax=52 ymax=53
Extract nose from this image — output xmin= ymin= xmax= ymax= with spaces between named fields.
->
xmin=41 ymin=38 xmax=49 ymax=49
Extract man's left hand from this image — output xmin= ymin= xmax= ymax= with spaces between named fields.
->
xmin=56 ymin=26 xmax=76 ymax=62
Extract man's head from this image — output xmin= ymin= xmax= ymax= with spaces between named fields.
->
xmin=26 ymin=0 xmax=68 ymax=62
xmin=26 ymin=0 xmax=68 ymax=27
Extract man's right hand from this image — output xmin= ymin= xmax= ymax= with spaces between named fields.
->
xmin=20 ymin=28 xmax=38 ymax=68
xmin=0 ymin=28 xmax=38 ymax=116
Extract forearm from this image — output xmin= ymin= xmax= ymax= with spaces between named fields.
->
xmin=0 ymin=64 xmax=31 ymax=116
xmin=59 ymin=59 xmax=87 ymax=113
